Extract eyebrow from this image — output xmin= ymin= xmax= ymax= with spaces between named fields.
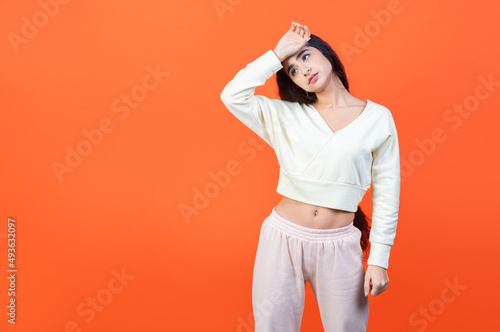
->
xmin=287 ymin=48 xmax=311 ymax=75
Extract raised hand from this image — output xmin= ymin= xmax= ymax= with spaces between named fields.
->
xmin=273 ymin=22 xmax=311 ymax=62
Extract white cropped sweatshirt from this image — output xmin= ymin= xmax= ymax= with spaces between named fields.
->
xmin=220 ymin=49 xmax=401 ymax=269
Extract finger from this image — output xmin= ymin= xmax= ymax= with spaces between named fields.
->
xmin=304 ymin=25 xmax=311 ymax=38
xmin=372 ymin=284 xmax=384 ymax=296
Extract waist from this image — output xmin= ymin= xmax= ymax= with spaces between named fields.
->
xmin=275 ymin=196 xmax=355 ymax=229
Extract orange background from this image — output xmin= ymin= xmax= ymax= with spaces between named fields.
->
xmin=1 ymin=0 xmax=498 ymax=331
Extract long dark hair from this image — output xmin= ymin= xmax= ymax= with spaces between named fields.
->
xmin=275 ymin=34 xmax=371 ymax=261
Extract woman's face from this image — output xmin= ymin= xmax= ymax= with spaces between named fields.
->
xmin=283 ymin=45 xmax=333 ymax=93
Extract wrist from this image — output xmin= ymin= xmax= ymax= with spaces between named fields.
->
xmin=272 ymin=49 xmax=285 ymax=62
xmin=368 ymin=264 xmax=387 ymax=270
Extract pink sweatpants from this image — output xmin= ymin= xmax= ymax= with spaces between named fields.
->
xmin=252 ymin=206 xmax=369 ymax=332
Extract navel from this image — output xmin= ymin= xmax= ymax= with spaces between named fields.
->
xmin=314 ymin=210 xmax=318 ymax=216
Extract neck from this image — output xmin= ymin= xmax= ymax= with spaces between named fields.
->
xmin=313 ymin=75 xmax=352 ymax=108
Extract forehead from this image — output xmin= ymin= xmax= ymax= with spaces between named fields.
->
xmin=283 ymin=46 xmax=315 ymax=68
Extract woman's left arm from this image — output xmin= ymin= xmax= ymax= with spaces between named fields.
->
xmin=364 ymin=109 xmax=401 ymax=296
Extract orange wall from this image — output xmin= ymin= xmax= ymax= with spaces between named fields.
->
xmin=1 ymin=0 xmax=498 ymax=331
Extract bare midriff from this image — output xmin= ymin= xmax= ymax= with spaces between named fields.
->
xmin=275 ymin=196 xmax=355 ymax=229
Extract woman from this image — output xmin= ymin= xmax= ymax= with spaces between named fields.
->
xmin=220 ymin=22 xmax=400 ymax=332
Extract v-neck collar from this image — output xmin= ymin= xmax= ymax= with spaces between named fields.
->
xmin=309 ymin=99 xmax=371 ymax=135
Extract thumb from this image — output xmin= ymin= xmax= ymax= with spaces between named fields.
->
xmin=364 ymin=274 xmax=371 ymax=297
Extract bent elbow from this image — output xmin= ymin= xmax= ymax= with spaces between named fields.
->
xmin=220 ymin=88 xmax=229 ymax=104
xmin=220 ymin=82 xmax=236 ymax=105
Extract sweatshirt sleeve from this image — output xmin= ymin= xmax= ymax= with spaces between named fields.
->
xmin=367 ymin=111 xmax=401 ymax=269
xmin=220 ymin=50 xmax=284 ymax=148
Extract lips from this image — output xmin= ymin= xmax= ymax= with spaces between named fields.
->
xmin=309 ymin=73 xmax=318 ymax=84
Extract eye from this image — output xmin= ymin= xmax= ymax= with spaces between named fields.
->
xmin=290 ymin=54 xmax=310 ymax=77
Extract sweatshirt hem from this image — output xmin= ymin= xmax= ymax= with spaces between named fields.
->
xmin=276 ymin=168 xmax=367 ymax=212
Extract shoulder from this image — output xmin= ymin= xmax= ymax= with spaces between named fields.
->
xmin=367 ymin=99 xmax=398 ymax=128
xmin=368 ymin=99 xmax=393 ymax=118
xmin=366 ymin=100 xmax=399 ymax=137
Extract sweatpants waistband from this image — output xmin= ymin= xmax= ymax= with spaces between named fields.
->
xmin=267 ymin=206 xmax=356 ymax=241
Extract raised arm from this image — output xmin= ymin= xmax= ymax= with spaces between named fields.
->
xmin=220 ymin=50 xmax=284 ymax=147
xmin=220 ymin=22 xmax=311 ymax=147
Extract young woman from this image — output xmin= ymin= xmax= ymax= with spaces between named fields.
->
xmin=220 ymin=22 xmax=400 ymax=332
